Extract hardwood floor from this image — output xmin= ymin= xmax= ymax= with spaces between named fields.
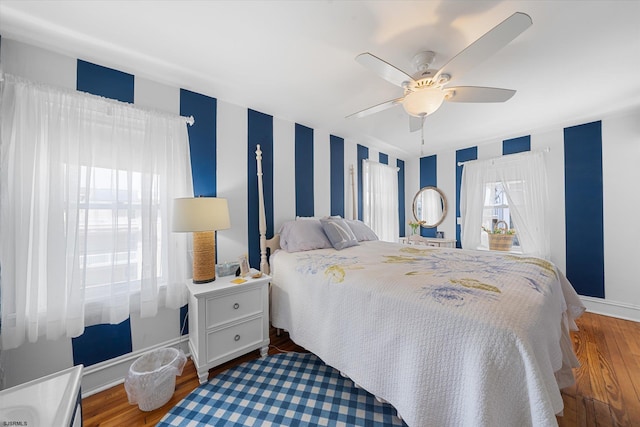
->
xmin=82 ymin=312 xmax=639 ymax=426
xmin=558 ymin=312 xmax=640 ymax=427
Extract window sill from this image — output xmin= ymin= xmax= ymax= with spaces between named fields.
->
xmin=83 ymin=282 xmax=184 ymax=327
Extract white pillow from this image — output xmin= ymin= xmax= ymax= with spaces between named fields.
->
xmin=320 ymin=218 xmax=359 ymax=250
xmin=279 ymin=220 xmax=332 ymax=252
xmin=345 ymin=219 xmax=379 ymax=242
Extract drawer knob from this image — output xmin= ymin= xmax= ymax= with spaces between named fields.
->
xmin=233 ymin=303 xmax=240 ymax=310
xmin=234 ymin=334 xmax=241 ymax=342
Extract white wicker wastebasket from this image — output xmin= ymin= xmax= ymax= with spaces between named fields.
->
xmin=124 ymin=347 xmax=186 ymax=411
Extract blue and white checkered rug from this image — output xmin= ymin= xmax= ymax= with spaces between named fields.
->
xmin=158 ymin=352 xmax=407 ymax=426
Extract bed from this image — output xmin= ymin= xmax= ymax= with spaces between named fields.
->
xmin=254 ymin=146 xmax=585 ymax=427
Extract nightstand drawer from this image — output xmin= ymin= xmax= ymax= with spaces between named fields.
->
xmin=205 ymin=287 xmax=262 ymax=329
xmin=206 ymin=316 xmax=264 ymax=363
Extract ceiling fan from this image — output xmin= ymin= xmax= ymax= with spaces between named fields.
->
xmin=347 ymin=12 xmax=533 ymax=133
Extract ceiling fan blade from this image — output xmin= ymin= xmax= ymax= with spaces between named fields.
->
xmin=445 ymin=86 xmax=516 ymax=103
xmin=346 ymin=97 xmax=403 ymax=119
xmin=409 ymin=115 xmax=424 ymax=133
xmin=434 ymin=12 xmax=532 ymax=84
xmin=355 ymin=53 xmax=416 ymax=88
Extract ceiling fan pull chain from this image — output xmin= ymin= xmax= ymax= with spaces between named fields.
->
xmin=421 ymin=116 xmax=425 ymax=156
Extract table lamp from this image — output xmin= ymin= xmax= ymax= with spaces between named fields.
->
xmin=173 ymin=197 xmax=231 ymax=283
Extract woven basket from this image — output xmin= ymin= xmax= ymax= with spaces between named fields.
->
xmin=126 ymin=348 xmax=182 ymax=411
xmin=487 ymin=220 xmax=515 ymax=251
xmin=136 ymin=371 xmax=176 ymax=411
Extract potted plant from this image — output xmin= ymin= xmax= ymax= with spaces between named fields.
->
xmin=482 ymin=220 xmax=516 ymax=251
xmin=408 ymin=220 xmax=425 ymax=236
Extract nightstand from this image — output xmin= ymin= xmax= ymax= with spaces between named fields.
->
xmin=186 ymin=273 xmax=270 ymax=384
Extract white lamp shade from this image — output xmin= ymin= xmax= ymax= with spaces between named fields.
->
xmin=402 ymin=88 xmax=445 ymax=117
xmin=172 ymin=197 xmax=231 ymax=232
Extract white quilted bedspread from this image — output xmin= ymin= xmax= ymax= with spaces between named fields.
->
xmin=270 ymin=241 xmax=585 ymax=427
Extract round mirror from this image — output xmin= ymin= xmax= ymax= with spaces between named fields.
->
xmin=412 ymin=186 xmax=447 ymax=228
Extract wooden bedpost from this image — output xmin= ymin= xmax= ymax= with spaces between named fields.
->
xmin=256 ymin=145 xmax=270 ymax=274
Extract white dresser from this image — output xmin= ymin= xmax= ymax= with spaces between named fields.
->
xmin=186 ymin=273 xmax=270 ymax=384
xmin=402 ymin=235 xmax=457 ymax=248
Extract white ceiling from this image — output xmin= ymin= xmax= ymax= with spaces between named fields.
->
xmin=1 ymin=1 xmax=639 ymax=157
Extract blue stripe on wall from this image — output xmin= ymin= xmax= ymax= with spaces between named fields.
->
xmin=503 ymin=135 xmax=531 ymax=155
xmin=180 ymin=305 xmax=189 ymax=336
xmin=419 ymin=155 xmax=437 ymax=238
xmin=72 ymin=320 xmax=133 ymax=367
xmin=330 ymin=135 xmax=345 ymax=217
xmin=180 ymin=89 xmax=217 ymax=197
xmin=76 ymin=60 xmax=134 ymax=103
xmin=379 ymin=152 xmax=388 ymax=165
xmin=248 ymin=110 xmax=274 ymax=270
xmin=564 ymin=121 xmax=604 ymax=298
xmin=295 ymin=124 xmax=314 ymax=217
xmin=179 ymin=90 xmax=216 ymax=340
xmin=73 ymin=60 xmax=134 ymax=367
xmin=356 ymin=145 xmax=369 ymax=221
xmin=456 ymin=147 xmax=478 ymax=248
xmin=397 ymin=159 xmax=405 ymax=238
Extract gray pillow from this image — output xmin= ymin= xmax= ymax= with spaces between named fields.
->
xmin=279 ymin=220 xmax=332 ymax=252
xmin=320 ymin=218 xmax=359 ymax=250
xmin=345 ymin=219 xmax=379 ymax=242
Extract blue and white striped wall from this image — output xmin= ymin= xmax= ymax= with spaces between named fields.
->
xmin=0 ymin=38 xmax=409 ymax=392
xmin=415 ymin=112 xmax=640 ymax=324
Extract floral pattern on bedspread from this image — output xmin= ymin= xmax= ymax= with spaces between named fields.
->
xmin=291 ymin=242 xmax=559 ymax=306
xmin=421 ymin=284 xmax=500 ymax=307
xmin=294 ymin=253 xmax=362 ymax=284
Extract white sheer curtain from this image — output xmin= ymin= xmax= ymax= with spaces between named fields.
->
xmin=460 ymin=151 xmax=550 ymax=258
xmin=0 ymin=75 xmax=193 ymax=349
xmin=362 ymin=160 xmax=399 ymax=242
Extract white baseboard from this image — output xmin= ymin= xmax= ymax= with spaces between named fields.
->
xmin=81 ymin=335 xmax=190 ymax=398
xmin=580 ymin=296 xmax=640 ymax=323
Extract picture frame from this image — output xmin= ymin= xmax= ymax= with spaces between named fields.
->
xmin=238 ymin=255 xmax=250 ymax=277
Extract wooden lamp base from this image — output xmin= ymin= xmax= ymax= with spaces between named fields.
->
xmin=193 ymin=231 xmax=216 ymax=283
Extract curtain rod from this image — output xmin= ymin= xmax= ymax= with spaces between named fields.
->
xmin=363 ymin=158 xmax=400 ymax=172
xmin=457 ymin=147 xmax=550 ymax=167
xmin=3 ymin=73 xmax=195 ymax=126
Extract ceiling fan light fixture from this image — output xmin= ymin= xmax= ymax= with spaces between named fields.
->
xmin=402 ymin=88 xmax=445 ymax=117
xmin=349 ymin=13 xmax=532 ymax=126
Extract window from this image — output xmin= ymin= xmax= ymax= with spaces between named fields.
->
xmin=0 ymin=74 xmax=194 ymax=349
xmin=459 ymin=151 xmax=549 ymax=258
xmin=362 ymin=160 xmax=399 ymax=242
xmin=481 ymin=181 xmax=520 ymax=249
xmin=76 ymin=167 xmax=163 ymax=303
